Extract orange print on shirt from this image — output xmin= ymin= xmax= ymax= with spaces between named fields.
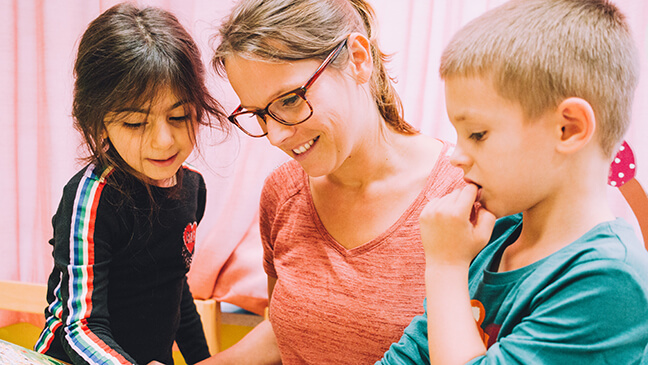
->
xmin=471 ymin=299 xmax=490 ymax=347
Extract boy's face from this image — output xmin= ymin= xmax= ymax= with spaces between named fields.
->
xmin=445 ymin=76 xmax=558 ymax=218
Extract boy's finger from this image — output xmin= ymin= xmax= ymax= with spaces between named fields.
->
xmin=456 ymin=184 xmax=480 ymax=215
xmin=426 ymin=184 xmax=479 ymax=219
xmin=473 ymin=206 xmax=497 ymax=239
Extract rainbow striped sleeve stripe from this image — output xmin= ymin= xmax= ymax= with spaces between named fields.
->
xmin=33 ymin=281 xmax=64 ymax=354
xmin=63 ymin=165 xmax=131 ymax=364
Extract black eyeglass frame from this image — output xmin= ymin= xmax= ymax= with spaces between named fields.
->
xmin=227 ymin=38 xmax=348 ymax=137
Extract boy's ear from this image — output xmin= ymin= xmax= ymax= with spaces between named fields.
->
xmin=555 ymin=97 xmax=596 ymax=154
xmin=346 ymin=32 xmax=372 ymax=84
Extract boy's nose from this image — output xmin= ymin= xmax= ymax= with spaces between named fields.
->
xmin=150 ymin=120 xmax=175 ymax=149
xmin=265 ymin=116 xmax=296 ymax=147
xmin=449 ymin=145 xmax=471 ymax=170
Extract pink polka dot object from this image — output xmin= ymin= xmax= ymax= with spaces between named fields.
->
xmin=608 ymin=140 xmax=636 ymax=187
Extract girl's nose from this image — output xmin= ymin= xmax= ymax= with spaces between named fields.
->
xmin=150 ymin=119 xmax=174 ymax=149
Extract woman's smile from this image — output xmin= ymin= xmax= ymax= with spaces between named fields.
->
xmin=292 ymin=136 xmax=319 ymax=157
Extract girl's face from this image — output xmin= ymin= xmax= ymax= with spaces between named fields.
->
xmin=103 ymin=88 xmax=197 ymax=187
xmin=224 ymin=54 xmax=370 ymax=178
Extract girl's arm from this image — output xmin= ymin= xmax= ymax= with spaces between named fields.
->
xmin=177 ymin=171 xmax=211 ymax=363
xmin=54 ymin=172 xmax=137 ymax=365
xmin=176 ymin=277 xmax=210 ymax=364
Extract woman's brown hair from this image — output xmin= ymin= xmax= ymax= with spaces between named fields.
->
xmin=213 ymin=0 xmax=416 ymax=135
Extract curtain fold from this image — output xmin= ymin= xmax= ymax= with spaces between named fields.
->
xmin=2 ymin=0 xmax=647 ymax=326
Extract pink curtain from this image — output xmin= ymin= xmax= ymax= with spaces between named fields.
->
xmin=2 ymin=0 xmax=647 ymax=325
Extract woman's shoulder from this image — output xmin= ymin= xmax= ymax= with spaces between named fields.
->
xmin=259 ymin=160 xmax=308 ymax=212
xmin=422 ymin=138 xmax=465 ymax=191
xmin=264 ymin=160 xmax=307 ymax=191
xmin=407 ymin=136 xmax=459 ymax=173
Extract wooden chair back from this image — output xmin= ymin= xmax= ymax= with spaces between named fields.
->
xmin=0 ymin=280 xmax=47 ymax=314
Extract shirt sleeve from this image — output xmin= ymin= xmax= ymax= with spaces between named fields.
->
xmin=466 ymin=259 xmax=648 ymax=364
xmin=259 ymin=170 xmax=282 ymax=279
xmin=375 ymin=299 xmax=430 ymax=365
xmin=195 ymin=172 xmax=207 ymax=225
xmin=54 ymin=175 xmax=136 ymax=365
xmin=379 ymin=260 xmax=648 ymax=365
xmin=175 ymin=277 xmax=210 ymax=364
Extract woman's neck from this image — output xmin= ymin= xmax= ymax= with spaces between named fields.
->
xmin=322 ymin=126 xmax=423 ymax=191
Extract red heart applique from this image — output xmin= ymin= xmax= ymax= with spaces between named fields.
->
xmin=183 ymin=222 xmax=197 ymax=253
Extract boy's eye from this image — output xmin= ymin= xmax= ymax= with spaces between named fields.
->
xmin=469 ymin=131 xmax=487 ymax=141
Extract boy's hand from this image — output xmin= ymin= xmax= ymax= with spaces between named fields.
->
xmin=420 ymin=184 xmax=496 ymax=267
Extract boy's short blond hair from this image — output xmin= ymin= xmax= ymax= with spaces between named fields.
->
xmin=440 ymin=0 xmax=639 ymax=157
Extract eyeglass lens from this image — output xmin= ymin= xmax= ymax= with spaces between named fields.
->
xmin=268 ymin=92 xmax=311 ymax=124
xmin=234 ymin=91 xmax=312 ymax=136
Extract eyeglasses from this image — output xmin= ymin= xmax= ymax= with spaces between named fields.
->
xmin=228 ymin=39 xmax=348 ymax=138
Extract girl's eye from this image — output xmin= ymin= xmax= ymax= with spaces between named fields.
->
xmin=123 ymin=122 xmax=145 ymax=129
xmin=169 ymin=115 xmax=189 ymax=122
xmin=469 ymin=131 xmax=487 ymax=141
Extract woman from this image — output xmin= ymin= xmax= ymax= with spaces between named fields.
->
xmin=203 ymin=0 xmax=464 ymax=363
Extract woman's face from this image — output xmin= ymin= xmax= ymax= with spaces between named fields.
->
xmin=225 ymin=54 xmax=372 ymax=177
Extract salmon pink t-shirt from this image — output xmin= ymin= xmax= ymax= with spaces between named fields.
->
xmin=260 ymin=142 xmax=464 ymax=364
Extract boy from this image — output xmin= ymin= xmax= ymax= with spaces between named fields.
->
xmin=378 ymin=0 xmax=648 ymax=364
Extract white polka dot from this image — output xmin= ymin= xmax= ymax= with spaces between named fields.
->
xmin=615 ymin=158 xmax=621 ymax=163
xmin=630 ymin=164 xmax=636 ymax=169
xmin=620 ymin=146 xmax=625 ymax=151
xmin=618 ymin=172 xmax=625 ymax=178
xmin=611 ymin=181 xmax=617 ymax=186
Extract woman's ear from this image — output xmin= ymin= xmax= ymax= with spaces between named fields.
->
xmin=345 ymin=32 xmax=373 ymax=84
xmin=555 ymin=97 xmax=596 ymax=154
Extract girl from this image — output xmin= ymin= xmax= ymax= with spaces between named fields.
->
xmin=34 ymin=3 xmax=227 ymax=364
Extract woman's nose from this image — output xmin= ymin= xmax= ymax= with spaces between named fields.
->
xmin=265 ymin=116 xmax=296 ymax=147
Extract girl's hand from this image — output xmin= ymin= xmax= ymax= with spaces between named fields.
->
xmin=147 ymin=361 xmax=165 ymax=365
xmin=420 ymin=184 xmax=496 ymax=267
